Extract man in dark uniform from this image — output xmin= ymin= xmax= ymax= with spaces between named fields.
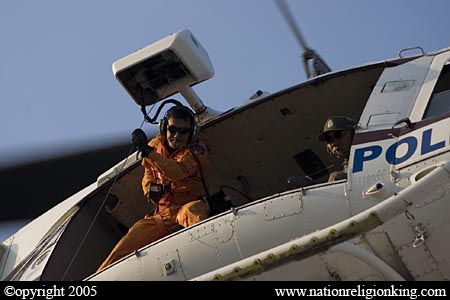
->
xmin=318 ymin=116 xmax=356 ymax=182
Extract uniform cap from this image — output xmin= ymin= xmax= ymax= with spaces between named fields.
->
xmin=318 ymin=116 xmax=356 ymax=141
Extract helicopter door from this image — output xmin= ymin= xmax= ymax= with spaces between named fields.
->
xmin=394 ymin=50 xmax=450 ymax=171
xmin=347 ymin=54 xmax=434 ymax=186
xmin=348 ymin=49 xmax=450 ymax=188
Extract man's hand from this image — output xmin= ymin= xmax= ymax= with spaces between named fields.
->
xmin=131 ymin=128 xmax=154 ymax=157
xmin=132 ymin=128 xmax=147 ymax=149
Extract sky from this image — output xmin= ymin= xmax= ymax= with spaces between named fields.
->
xmin=1 ymin=0 xmax=449 ymax=169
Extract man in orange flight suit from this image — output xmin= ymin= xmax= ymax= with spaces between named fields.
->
xmin=97 ymin=106 xmax=209 ymax=271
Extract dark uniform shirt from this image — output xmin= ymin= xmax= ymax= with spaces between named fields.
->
xmin=328 ymin=159 xmax=349 ymax=182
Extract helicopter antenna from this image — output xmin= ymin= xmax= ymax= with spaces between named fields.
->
xmin=274 ymin=0 xmax=331 ymax=79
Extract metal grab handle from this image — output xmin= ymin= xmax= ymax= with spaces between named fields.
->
xmin=398 ymin=47 xmax=425 ymax=58
xmin=362 ymin=182 xmax=384 ymax=197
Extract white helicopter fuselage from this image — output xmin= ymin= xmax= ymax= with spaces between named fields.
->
xmin=1 ymin=30 xmax=450 ymax=281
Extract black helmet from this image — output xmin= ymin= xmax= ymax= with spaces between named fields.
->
xmin=318 ymin=116 xmax=356 ymax=142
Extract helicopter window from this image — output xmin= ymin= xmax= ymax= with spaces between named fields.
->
xmin=293 ymin=149 xmax=328 ymax=180
xmin=423 ymin=63 xmax=450 ymax=119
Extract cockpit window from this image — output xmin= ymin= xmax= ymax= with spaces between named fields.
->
xmin=423 ymin=63 xmax=450 ymax=119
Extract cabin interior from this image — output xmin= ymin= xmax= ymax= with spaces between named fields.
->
xmin=17 ymin=55 xmax=450 ymax=280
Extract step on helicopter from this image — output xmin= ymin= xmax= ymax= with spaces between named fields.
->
xmin=1 ymin=0 xmax=450 ymax=281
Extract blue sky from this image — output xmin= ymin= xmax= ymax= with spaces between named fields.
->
xmin=1 ymin=0 xmax=449 ymax=168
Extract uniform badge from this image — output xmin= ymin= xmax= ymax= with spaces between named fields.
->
xmin=190 ymin=143 xmax=206 ymax=155
xmin=327 ymin=119 xmax=334 ymax=129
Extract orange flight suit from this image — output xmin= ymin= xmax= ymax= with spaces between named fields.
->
xmin=97 ymin=135 xmax=209 ymax=271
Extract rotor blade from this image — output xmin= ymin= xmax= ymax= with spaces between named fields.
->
xmin=274 ymin=0 xmax=309 ymax=51
xmin=274 ymin=0 xmax=331 ymax=78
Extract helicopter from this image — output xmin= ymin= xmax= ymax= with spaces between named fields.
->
xmin=1 ymin=3 xmax=450 ymax=282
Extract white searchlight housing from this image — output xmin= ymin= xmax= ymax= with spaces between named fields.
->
xmin=112 ymin=29 xmax=215 ymax=115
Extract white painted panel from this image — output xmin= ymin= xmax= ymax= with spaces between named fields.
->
xmin=359 ymin=56 xmax=433 ymax=132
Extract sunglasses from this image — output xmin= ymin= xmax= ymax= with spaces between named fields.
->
xmin=167 ymin=125 xmax=191 ymax=135
xmin=324 ymin=131 xmax=344 ymax=143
